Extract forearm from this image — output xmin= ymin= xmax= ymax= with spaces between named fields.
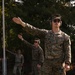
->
xmin=21 ymin=39 xmax=32 ymax=47
xmin=64 ymin=37 xmax=71 ymax=64
xmin=38 ymin=50 xmax=44 ymax=66
xmin=65 ymin=45 xmax=71 ymax=64
xmin=6 ymin=50 xmax=16 ymax=55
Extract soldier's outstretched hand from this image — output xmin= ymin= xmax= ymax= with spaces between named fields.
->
xmin=12 ymin=17 xmax=23 ymax=25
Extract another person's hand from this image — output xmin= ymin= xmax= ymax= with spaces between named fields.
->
xmin=12 ymin=17 xmax=23 ymax=25
xmin=18 ymin=34 xmax=23 ymax=40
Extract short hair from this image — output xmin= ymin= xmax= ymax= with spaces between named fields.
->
xmin=34 ymin=38 xmax=40 ymax=44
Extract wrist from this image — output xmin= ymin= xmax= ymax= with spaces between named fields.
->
xmin=21 ymin=22 xmax=26 ymax=27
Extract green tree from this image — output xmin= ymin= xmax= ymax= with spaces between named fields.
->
xmin=0 ymin=0 xmax=75 ymax=64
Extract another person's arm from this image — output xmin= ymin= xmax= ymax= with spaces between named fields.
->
xmin=18 ymin=34 xmax=32 ymax=48
xmin=6 ymin=49 xmax=16 ymax=56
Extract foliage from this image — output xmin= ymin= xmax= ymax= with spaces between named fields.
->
xmin=0 ymin=0 xmax=75 ymax=62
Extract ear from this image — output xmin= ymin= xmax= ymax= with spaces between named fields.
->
xmin=60 ymin=21 xmax=62 ymax=26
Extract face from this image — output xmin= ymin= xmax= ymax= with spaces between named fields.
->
xmin=52 ymin=17 xmax=62 ymax=28
xmin=18 ymin=50 xmax=21 ymax=54
xmin=34 ymin=40 xmax=39 ymax=46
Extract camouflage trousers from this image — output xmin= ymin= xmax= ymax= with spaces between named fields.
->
xmin=32 ymin=61 xmax=42 ymax=75
xmin=41 ymin=59 xmax=66 ymax=75
xmin=13 ymin=63 xmax=22 ymax=75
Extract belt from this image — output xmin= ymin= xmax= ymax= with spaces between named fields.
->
xmin=46 ymin=56 xmax=59 ymax=59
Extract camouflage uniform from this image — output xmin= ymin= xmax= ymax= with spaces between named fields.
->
xmin=22 ymin=39 xmax=44 ymax=75
xmin=22 ymin=23 xmax=71 ymax=75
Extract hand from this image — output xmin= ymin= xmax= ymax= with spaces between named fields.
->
xmin=18 ymin=34 xmax=23 ymax=40
xmin=12 ymin=17 xmax=23 ymax=25
xmin=37 ymin=64 xmax=41 ymax=69
xmin=63 ymin=63 xmax=70 ymax=71
xmin=65 ymin=64 xmax=70 ymax=71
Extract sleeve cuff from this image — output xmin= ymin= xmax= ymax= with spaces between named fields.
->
xmin=21 ymin=22 xmax=27 ymax=27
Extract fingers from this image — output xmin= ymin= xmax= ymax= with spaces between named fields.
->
xmin=65 ymin=65 xmax=70 ymax=71
xmin=12 ymin=17 xmax=24 ymax=26
xmin=62 ymin=63 xmax=71 ymax=71
xmin=18 ymin=17 xmax=21 ymax=20
xmin=12 ymin=17 xmax=17 ymax=21
xmin=18 ymin=17 xmax=22 ymax=22
xmin=12 ymin=17 xmax=21 ymax=24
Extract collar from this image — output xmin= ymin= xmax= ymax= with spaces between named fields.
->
xmin=51 ymin=30 xmax=62 ymax=35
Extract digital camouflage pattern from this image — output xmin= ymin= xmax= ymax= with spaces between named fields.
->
xmin=22 ymin=39 xmax=44 ymax=75
xmin=23 ymin=23 xmax=71 ymax=75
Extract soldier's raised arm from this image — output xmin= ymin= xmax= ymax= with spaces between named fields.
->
xmin=18 ymin=34 xmax=32 ymax=48
xmin=12 ymin=17 xmax=48 ymax=37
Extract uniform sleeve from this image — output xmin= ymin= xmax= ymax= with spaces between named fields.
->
xmin=64 ymin=35 xmax=71 ymax=64
xmin=23 ymin=23 xmax=48 ymax=37
xmin=38 ymin=48 xmax=44 ymax=66
xmin=22 ymin=39 xmax=33 ymax=48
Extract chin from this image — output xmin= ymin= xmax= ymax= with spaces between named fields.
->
xmin=55 ymin=26 xmax=59 ymax=28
